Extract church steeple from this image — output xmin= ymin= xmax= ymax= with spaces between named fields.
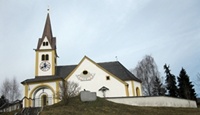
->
xmin=36 ymin=12 xmax=57 ymax=51
xmin=42 ymin=13 xmax=53 ymax=43
xmin=35 ymin=11 xmax=57 ymax=77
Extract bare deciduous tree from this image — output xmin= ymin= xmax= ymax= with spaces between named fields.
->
xmin=0 ymin=77 xmax=21 ymax=102
xmin=58 ymin=80 xmax=81 ymax=104
xmin=11 ymin=77 xmax=21 ymax=102
xmin=1 ymin=78 xmax=10 ymax=101
xmin=133 ymin=55 xmax=161 ymax=96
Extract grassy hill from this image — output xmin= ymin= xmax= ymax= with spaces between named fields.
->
xmin=40 ymin=96 xmax=200 ymax=115
xmin=1 ymin=97 xmax=199 ymax=115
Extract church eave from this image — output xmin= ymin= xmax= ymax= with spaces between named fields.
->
xmin=34 ymin=49 xmax=56 ymax=51
xmin=21 ymin=76 xmax=63 ymax=85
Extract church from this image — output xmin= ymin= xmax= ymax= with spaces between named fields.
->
xmin=21 ymin=13 xmax=142 ymax=108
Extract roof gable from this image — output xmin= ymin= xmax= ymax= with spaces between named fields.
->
xmin=39 ymin=36 xmax=52 ymax=49
xmin=65 ymin=56 xmax=127 ymax=85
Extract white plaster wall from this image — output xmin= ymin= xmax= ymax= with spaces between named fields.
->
xmin=38 ymin=52 xmax=53 ymax=76
xmin=23 ymin=82 xmax=56 ymax=107
xmin=26 ymin=82 xmax=56 ymax=107
xmin=134 ymin=81 xmax=142 ymax=96
xmin=39 ymin=37 xmax=51 ymax=49
xmin=28 ymin=82 xmax=56 ymax=98
xmin=125 ymin=81 xmax=142 ymax=96
xmin=67 ymin=58 xmax=127 ymax=97
xmin=107 ymin=96 xmax=197 ymax=108
xmin=125 ymin=81 xmax=133 ymax=96
xmin=34 ymin=88 xmax=53 ymax=107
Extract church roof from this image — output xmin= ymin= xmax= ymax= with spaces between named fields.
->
xmin=98 ymin=61 xmax=141 ymax=82
xmin=56 ymin=65 xmax=77 ymax=78
xmin=21 ymin=76 xmax=63 ymax=84
xmin=42 ymin=13 xmax=53 ymax=42
xmin=36 ymin=13 xmax=57 ymax=51
xmin=22 ymin=61 xmax=141 ymax=84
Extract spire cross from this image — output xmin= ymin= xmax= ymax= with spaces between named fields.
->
xmin=115 ymin=56 xmax=118 ymax=61
xmin=47 ymin=6 xmax=50 ymax=13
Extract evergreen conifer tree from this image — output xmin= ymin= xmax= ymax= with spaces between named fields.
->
xmin=152 ymin=76 xmax=166 ymax=96
xmin=164 ymin=64 xmax=178 ymax=97
xmin=0 ymin=95 xmax=7 ymax=107
xmin=177 ymin=68 xmax=196 ymax=100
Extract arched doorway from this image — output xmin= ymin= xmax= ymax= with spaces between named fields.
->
xmin=136 ymin=87 xmax=140 ymax=96
xmin=31 ymin=86 xmax=54 ymax=107
xmin=41 ymin=95 xmax=47 ymax=106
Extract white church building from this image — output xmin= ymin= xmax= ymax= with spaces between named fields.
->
xmin=21 ymin=13 xmax=142 ymax=107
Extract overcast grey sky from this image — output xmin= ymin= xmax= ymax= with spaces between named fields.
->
xmin=0 ymin=0 xmax=200 ymax=96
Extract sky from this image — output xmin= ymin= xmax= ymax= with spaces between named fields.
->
xmin=0 ymin=0 xmax=200 ymax=96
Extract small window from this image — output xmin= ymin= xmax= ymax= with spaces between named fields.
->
xmin=106 ymin=76 xmax=110 ymax=80
xmin=42 ymin=42 xmax=48 ymax=46
xmin=46 ymin=54 xmax=49 ymax=60
xmin=42 ymin=54 xmax=45 ymax=61
xmin=43 ymin=42 xmax=46 ymax=46
xmin=82 ymin=70 xmax=88 ymax=75
xmin=41 ymin=54 xmax=49 ymax=61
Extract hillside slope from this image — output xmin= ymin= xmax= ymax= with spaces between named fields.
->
xmin=40 ymin=97 xmax=200 ymax=115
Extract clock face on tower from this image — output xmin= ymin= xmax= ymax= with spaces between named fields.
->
xmin=40 ymin=61 xmax=51 ymax=71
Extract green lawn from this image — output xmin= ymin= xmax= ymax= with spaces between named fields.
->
xmin=40 ymin=97 xmax=200 ymax=115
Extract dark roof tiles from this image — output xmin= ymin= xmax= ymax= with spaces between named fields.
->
xmin=21 ymin=75 xmax=63 ymax=84
xmin=56 ymin=65 xmax=77 ymax=78
xmin=98 ymin=61 xmax=141 ymax=82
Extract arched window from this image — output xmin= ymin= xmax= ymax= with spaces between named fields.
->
xmin=42 ymin=42 xmax=49 ymax=46
xmin=45 ymin=42 xmax=48 ymax=46
xmin=41 ymin=54 xmax=49 ymax=61
xmin=46 ymin=54 xmax=49 ymax=60
xmin=43 ymin=42 xmax=46 ymax=46
xmin=42 ymin=54 xmax=45 ymax=61
xmin=136 ymin=87 xmax=140 ymax=96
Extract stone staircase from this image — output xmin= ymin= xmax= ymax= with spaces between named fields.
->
xmin=16 ymin=107 xmax=42 ymax=115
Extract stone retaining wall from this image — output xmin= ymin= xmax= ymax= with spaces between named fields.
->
xmin=107 ymin=96 xmax=197 ymax=108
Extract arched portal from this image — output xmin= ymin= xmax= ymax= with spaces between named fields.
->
xmin=136 ymin=87 xmax=140 ymax=96
xmin=30 ymin=85 xmax=55 ymax=107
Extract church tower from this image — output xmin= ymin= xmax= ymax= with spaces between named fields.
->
xmin=35 ymin=12 xmax=58 ymax=77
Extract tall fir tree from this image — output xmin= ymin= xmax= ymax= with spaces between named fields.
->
xmin=177 ymin=68 xmax=196 ymax=100
xmin=163 ymin=64 xmax=178 ymax=97
xmin=152 ymin=76 xmax=166 ymax=96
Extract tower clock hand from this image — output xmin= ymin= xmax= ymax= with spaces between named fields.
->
xmin=44 ymin=62 xmax=47 ymax=68
xmin=40 ymin=61 xmax=51 ymax=71
xmin=40 ymin=66 xmax=44 ymax=69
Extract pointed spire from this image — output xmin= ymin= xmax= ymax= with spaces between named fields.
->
xmin=36 ymin=9 xmax=57 ymax=52
xmin=42 ymin=10 xmax=53 ymax=42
